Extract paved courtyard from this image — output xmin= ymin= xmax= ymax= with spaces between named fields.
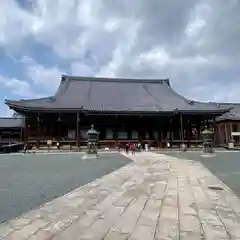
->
xmin=1 ymin=152 xmax=240 ymax=239
xmin=165 ymin=151 xmax=240 ymax=198
xmin=0 ymin=153 xmax=131 ymax=223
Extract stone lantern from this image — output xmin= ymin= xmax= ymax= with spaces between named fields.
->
xmin=201 ymin=126 xmax=214 ymax=153
xmin=87 ymin=124 xmax=99 ymax=154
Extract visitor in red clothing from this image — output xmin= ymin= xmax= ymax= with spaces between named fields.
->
xmin=129 ymin=142 xmax=135 ymax=154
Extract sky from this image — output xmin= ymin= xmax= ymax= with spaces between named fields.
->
xmin=0 ymin=0 xmax=240 ymax=116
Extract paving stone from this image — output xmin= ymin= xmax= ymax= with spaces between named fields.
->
xmin=79 ymin=205 xmax=125 ymax=239
xmin=179 ymin=231 xmax=204 ymax=240
xmin=155 ymin=218 xmax=179 ymax=239
xmin=104 ymin=197 xmax=147 ymax=239
xmin=128 ymin=225 xmax=156 ymax=240
xmin=202 ymin=223 xmax=229 ymax=240
xmin=128 ymin=198 xmax=161 ymax=240
xmin=160 ymin=205 xmax=178 ymax=220
xmin=199 ymin=209 xmax=224 ymax=226
xmin=179 ymin=214 xmax=202 ymax=233
xmin=8 ymin=217 xmax=32 ymax=230
xmin=163 ymin=195 xmax=178 ymax=207
xmin=92 ymin=191 xmax=125 ymax=211
xmin=150 ymin=181 xmax=167 ymax=199
xmin=51 ymin=210 xmax=101 ymax=240
xmin=2 ymin=152 xmax=240 ymax=239
xmin=8 ymin=219 xmax=49 ymax=240
xmin=53 ymin=189 xmax=134 ymax=239
xmin=28 ymin=230 xmax=52 ymax=240
xmin=0 ymin=224 xmax=13 ymax=239
xmin=113 ymin=194 xmax=135 ymax=207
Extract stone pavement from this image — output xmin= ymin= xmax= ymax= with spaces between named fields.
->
xmin=1 ymin=152 xmax=240 ymax=239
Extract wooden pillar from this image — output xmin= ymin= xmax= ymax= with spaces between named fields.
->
xmin=36 ymin=114 xmax=41 ymax=148
xmin=180 ymin=114 xmax=184 ymax=144
xmin=212 ymin=118 xmax=216 ymax=144
xmin=114 ymin=115 xmax=118 ymax=143
xmin=57 ymin=114 xmax=61 ymax=140
xmin=160 ymin=131 xmax=163 ymax=148
xmin=196 ymin=125 xmax=199 ymax=141
xmin=187 ymin=118 xmax=191 ymax=146
xmin=216 ymin=123 xmax=220 ymax=144
xmin=224 ymin=123 xmax=228 ymax=143
xmin=24 ymin=116 xmax=28 ymax=145
xmin=20 ymin=127 xmax=23 ymax=142
xmin=158 ymin=118 xmax=161 ymax=148
xmin=169 ymin=117 xmax=172 ymax=144
xmin=230 ymin=122 xmax=233 ymax=141
xmin=218 ymin=123 xmax=222 ymax=144
xmin=76 ymin=113 xmax=80 ymax=149
xmin=37 ymin=114 xmax=40 ymax=135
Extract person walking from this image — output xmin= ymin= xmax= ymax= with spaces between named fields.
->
xmin=130 ymin=142 xmax=135 ymax=155
xmin=125 ymin=142 xmax=130 ymax=154
xmin=137 ymin=142 xmax=142 ymax=151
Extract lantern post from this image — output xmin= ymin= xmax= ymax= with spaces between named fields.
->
xmin=201 ymin=126 xmax=214 ymax=153
xmin=87 ymin=124 xmax=99 ymax=155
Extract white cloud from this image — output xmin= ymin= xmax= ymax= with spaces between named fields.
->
xmin=104 ymin=18 xmax=121 ymax=32
xmin=132 ymin=47 xmax=170 ymax=70
xmin=0 ymin=76 xmax=35 ymax=98
xmin=20 ymin=56 xmax=63 ymax=91
xmin=0 ymin=0 xmax=38 ymax=47
xmin=97 ymin=19 xmax=141 ymax=77
xmin=185 ymin=18 xmax=206 ymax=37
xmin=0 ymin=0 xmax=240 ymax=109
xmin=29 ymin=0 xmax=104 ymax=59
xmin=132 ymin=47 xmax=209 ymax=71
xmin=6 ymin=108 xmax=14 ymax=117
xmin=71 ymin=62 xmax=94 ymax=76
xmin=185 ymin=3 xmax=212 ymax=37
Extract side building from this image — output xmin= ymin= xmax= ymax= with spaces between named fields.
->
xmin=0 ymin=117 xmax=24 ymax=145
xmin=5 ymin=76 xmax=229 ymax=148
xmin=214 ymin=103 xmax=240 ymax=146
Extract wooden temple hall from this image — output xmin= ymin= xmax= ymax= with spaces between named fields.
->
xmin=5 ymin=76 xmax=230 ymax=148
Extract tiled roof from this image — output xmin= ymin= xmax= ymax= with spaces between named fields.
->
xmin=210 ymin=102 xmax=240 ymax=121
xmin=0 ymin=118 xmax=24 ymax=128
xmin=5 ymin=76 xmax=230 ymax=114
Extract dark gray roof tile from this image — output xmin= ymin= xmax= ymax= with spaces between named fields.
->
xmin=211 ymin=102 xmax=240 ymax=121
xmin=5 ymin=76 xmax=229 ymax=114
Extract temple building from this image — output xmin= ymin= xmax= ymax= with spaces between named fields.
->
xmin=0 ymin=117 xmax=24 ymax=145
xmin=214 ymin=103 xmax=240 ymax=146
xmin=5 ymin=75 xmax=230 ymax=148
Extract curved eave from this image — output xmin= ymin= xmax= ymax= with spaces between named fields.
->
xmin=216 ymin=116 xmax=240 ymax=122
xmin=6 ymin=103 xmax=229 ymax=116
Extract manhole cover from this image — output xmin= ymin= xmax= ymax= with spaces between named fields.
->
xmin=208 ymin=186 xmax=223 ymax=191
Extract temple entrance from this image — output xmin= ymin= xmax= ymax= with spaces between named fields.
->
xmin=25 ymin=112 xmax=214 ymax=148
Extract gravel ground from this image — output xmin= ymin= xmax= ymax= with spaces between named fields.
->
xmin=164 ymin=151 xmax=240 ymax=198
xmin=0 ymin=153 xmax=131 ymax=223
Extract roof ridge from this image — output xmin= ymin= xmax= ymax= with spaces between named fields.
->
xmin=62 ymin=75 xmax=170 ymax=85
xmin=209 ymin=101 xmax=240 ymax=105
